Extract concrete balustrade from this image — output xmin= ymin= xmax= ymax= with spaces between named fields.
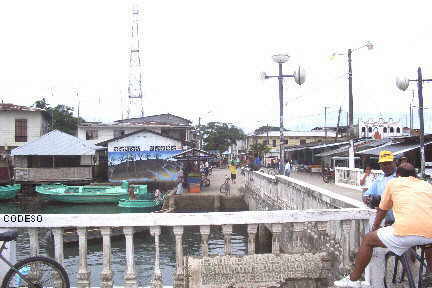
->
xmin=335 ymin=167 xmax=383 ymax=190
xmin=0 ymin=209 xmax=374 ymax=287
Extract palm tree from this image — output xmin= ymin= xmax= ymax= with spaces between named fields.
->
xmin=249 ymin=143 xmax=271 ymax=159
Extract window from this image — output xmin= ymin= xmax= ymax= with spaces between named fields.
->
xmin=390 ymin=127 xmax=394 ymax=133
xmin=368 ymin=127 xmax=372 ymax=133
xmin=15 ymin=119 xmax=27 ymax=142
xmin=361 ymin=127 xmax=366 ymax=132
xmin=86 ymin=129 xmax=98 ymax=140
xmin=263 ymin=140 xmax=269 ymax=145
xmin=272 ymin=140 xmax=277 ymax=147
xmin=300 ymin=139 xmax=306 ymax=145
xmin=396 ymin=127 xmax=401 ymax=133
xmin=114 ymin=129 xmax=125 ymax=138
xmin=383 ymin=127 xmax=388 ymax=133
xmin=283 ymin=140 xmax=288 ymax=145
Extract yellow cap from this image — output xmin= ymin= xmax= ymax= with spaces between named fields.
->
xmin=378 ymin=150 xmax=394 ymax=163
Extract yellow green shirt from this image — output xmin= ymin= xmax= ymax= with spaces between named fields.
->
xmin=229 ymin=165 xmax=237 ymax=174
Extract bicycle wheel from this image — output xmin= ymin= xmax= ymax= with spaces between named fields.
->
xmin=1 ymin=256 xmax=70 ymax=288
xmin=203 ymin=178 xmax=210 ymax=187
xmin=220 ymin=183 xmax=228 ymax=194
xmin=323 ymin=175 xmax=329 ymax=183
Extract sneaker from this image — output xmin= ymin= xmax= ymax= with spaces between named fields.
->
xmin=334 ymin=275 xmax=363 ymax=287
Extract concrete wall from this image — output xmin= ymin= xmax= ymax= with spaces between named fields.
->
xmin=14 ymin=167 xmax=93 ymax=182
xmin=0 ymin=111 xmax=48 ymax=148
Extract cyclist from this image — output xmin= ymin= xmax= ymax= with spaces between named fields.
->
xmin=228 ymin=161 xmax=237 ymax=184
xmin=334 ymin=163 xmax=432 ymax=287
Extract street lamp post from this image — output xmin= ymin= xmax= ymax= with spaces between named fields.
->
xmin=396 ymin=67 xmax=432 ymax=178
xmin=333 ymin=41 xmax=373 ymax=138
xmin=261 ymin=54 xmax=305 ymax=174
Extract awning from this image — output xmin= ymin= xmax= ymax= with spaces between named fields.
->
xmin=357 ymin=141 xmax=432 ymax=156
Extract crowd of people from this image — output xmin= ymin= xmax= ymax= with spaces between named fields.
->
xmin=335 ymin=151 xmax=432 ymax=287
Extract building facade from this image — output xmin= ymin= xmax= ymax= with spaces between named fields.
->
xmin=0 ymin=103 xmax=50 ymax=152
xmin=78 ymin=113 xmax=193 ymax=146
xmin=359 ymin=118 xmax=409 ymax=139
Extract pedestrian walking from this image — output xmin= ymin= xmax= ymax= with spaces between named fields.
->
xmin=284 ymin=161 xmax=291 ymax=177
xmin=229 ymin=161 xmax=237 ymax=184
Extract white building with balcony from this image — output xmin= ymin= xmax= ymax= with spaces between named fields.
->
xmin=359 ymin=118 xmax=409 ymax=139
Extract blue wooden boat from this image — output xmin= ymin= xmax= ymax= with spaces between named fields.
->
xmin=36 ymin=182 xmax=148 ymax=204
xmin=0 ymin=184 xmax=21 ymax=200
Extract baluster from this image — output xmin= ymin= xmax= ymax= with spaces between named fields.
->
xmin=292 ymin=222 xmax=304 ymax=253
xmin=173 ymin=226 xmax=184 ymax=287
xmin=271 ymin=224 xmax=282 ymax=255
xmin=28 ymin=228 xmax=39 ymax=256
xmin=150 ymin=226 xmax=163 ymax=288
xmin=200 ymin=225 xmax=210 ymax=257
xmin=52 ymin=228 xmax=64 ymax=265
xmin=222 ymin=225 xmax=232 ymax=255
xmin=341 ymin=220 xmax=352 ymax=273
xmin=100 ymin=227 xmax=113 ymax=288
xmin=123 ymin=227 xmax=137 ymax=288
xmin=247 ymin=224 xmax=258 ymax=255
xmin=77 ymin=227 xmax=90 ymax=288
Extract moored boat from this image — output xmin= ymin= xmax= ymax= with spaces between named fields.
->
xmin=36 ymin=183 xmax=148 ymax=204
xmin=118 ymin=194 xmax=165 ymax=212
xmin=0 ymin=184 xmax=21 ymax=200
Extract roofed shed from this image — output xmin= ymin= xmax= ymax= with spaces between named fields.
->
xmin=11 ymin=130 xmax=105 ymax=183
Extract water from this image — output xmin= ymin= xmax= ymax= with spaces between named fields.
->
xmin=4 ymin=199 xmax=248 ymax=286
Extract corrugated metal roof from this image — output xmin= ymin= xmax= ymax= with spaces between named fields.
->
xmin=357 ymin=141 xmax=432 ymax=156
xmin=11 ymin=130 xmax=104 ymax=156
xmin=255 ymin=131 xmax=337 ymax=137
xmin=0 ymin=103 xmax=45 ymax=112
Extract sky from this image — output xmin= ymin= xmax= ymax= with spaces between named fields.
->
xmin=1 ymin=0 xmax=432 ymax=134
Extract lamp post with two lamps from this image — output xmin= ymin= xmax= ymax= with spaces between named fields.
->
xmin=396 ymin=67 xmax=432 ymax=178
xmin=261 ymin=54 xmax=305 ymax=174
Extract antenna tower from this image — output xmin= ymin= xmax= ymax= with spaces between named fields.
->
xmin=127 ymin=1 xmax=144 ymax=119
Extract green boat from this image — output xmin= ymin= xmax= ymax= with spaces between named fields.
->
xmin=0 ymin=184 xmax=21 ymax=200
xmin=118 ymin=195 xmax=164 ymax=212
xmin=36 ymin=182 xmax=148 ymax=204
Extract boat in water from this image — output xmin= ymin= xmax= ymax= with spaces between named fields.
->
xmin=0 ymin=184 xmax=21 ymax=200
xmin=36 ymin=182 xmax=148 ymax=204
xmin=118 ymin=197 xmax=164 ymax=212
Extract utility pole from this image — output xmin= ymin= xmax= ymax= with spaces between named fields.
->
xmin=198 ymin=117 xmax=202 ymax=149
xmin=324 ymin=106 xmax=329 ymax=144
xmin=335 ymin=106 xmax=342 ymax=142
xmin=348 ymin=48 xmax=353 ymax=138
xmin=417 ymin=67 xmax=426 ymax=179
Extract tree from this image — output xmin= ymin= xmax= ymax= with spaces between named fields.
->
xmin=33 ymin=98 xmax=85 ymax=135
xmin=254 ymin=125 xmax=288 ymax=135
xmin=201 ymin=122 xmax=245 ymax=153
xmin=248 ymin=142 xmax=271 ymax=159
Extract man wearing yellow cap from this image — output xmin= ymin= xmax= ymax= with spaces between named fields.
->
xmin=362 ymin=150 xmax=397 ymax=222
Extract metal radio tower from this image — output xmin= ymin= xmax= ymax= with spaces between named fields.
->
xmin=127 ymin=1 xmax=144 ymax=119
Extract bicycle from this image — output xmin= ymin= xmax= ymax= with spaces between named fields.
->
xmin=200 ymin=173 xmax=210 ymax=187
xmin=384 ymin=244 xmax=431 ymax=288
xmin=0 ymin=230 xmax=70 ymax=288
xmin=219 ymin=175 xmax=230 ymax=197
xmin=322 ymin=167 xmax=335 ymax=183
